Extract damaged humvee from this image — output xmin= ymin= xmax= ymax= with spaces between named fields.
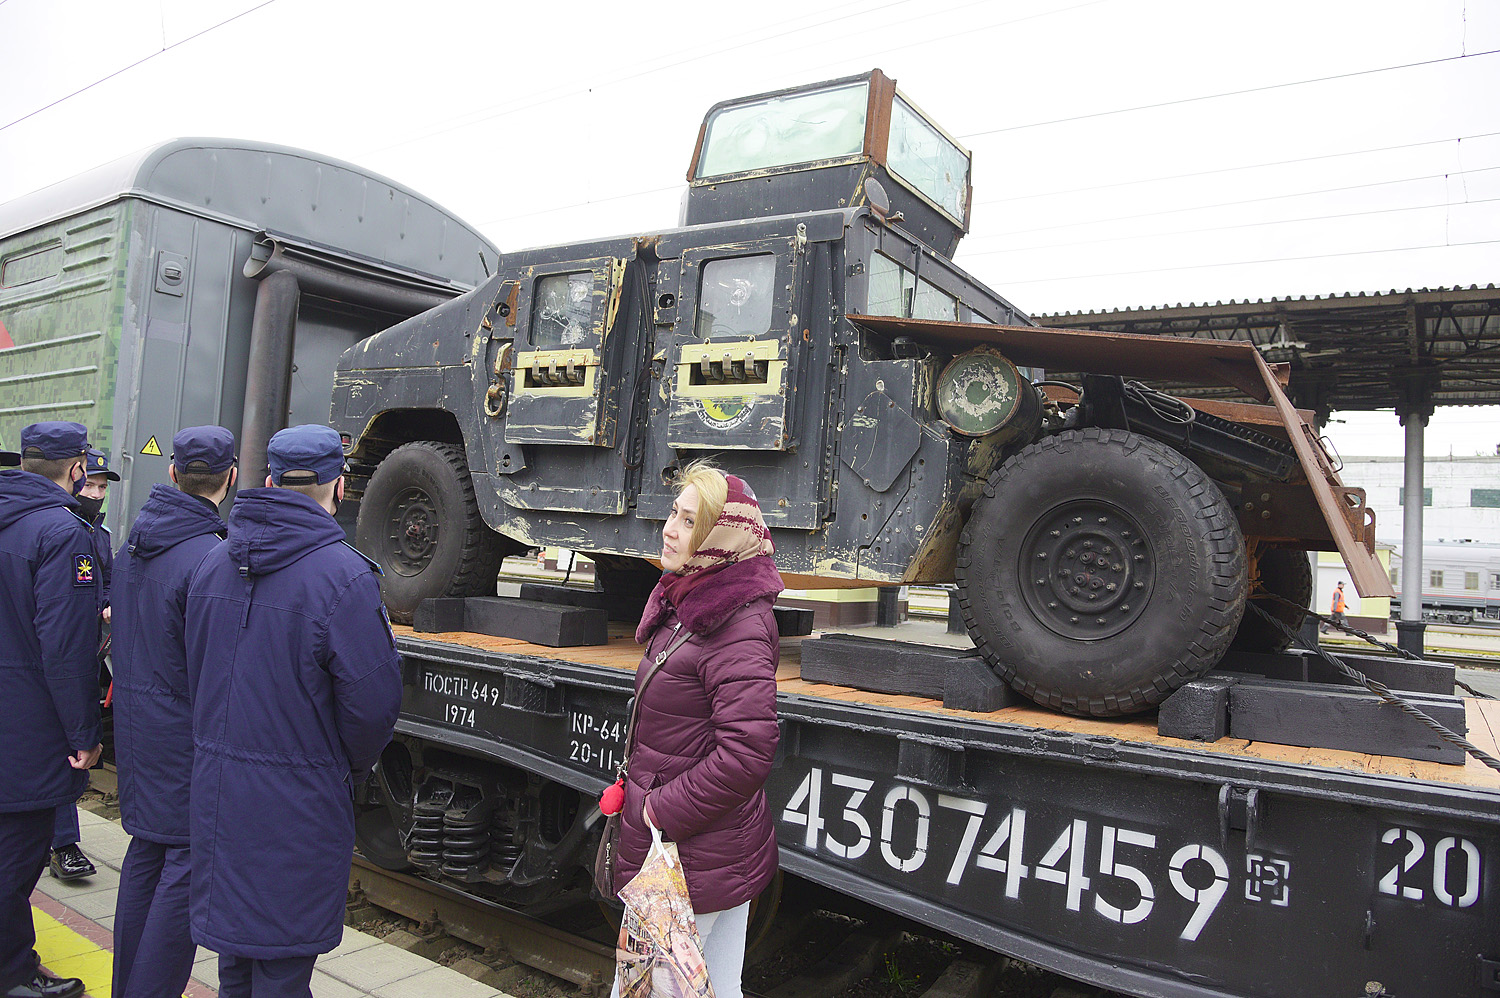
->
xmin=329 ymin=69 xmax=1390 ymax=716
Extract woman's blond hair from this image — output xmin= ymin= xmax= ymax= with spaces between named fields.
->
xmin=671 ymin=460 xmax=727 ymax=557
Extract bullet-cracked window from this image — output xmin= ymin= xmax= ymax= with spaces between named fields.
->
xmin=532 ymin=272 xmax=594 ymax=348
xmin=696 ymin=256 xmax=776 ymax=339
xmin=867 ymin=252 xmax=957 ymax=321
xmin=697 ymin=82 xmax=869 ymax=179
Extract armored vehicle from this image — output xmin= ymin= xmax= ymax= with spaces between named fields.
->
xmin=331 ymin=70 xmax=1390 ymax=716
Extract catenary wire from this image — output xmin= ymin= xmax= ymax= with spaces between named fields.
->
xmin=968 ymin=193 xmax=1500 ymax=257
xmin=957 ymin=47 xmax=1500 ymax=140
xmin=981 ymin=237 xmax=1500 ymax=286
xmin=966 ymin=165 xmax=1500 ymax=245
xmin=977 ymin=132 xmax=1500 ymax=206
xmin=0 ymin=0 xmax=280 ymax=133
xmin=359 ymin=0 xmax=1112 ymax=158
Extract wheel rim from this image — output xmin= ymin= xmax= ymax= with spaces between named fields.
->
xmin=385 ymin=486 xmax=440 ymax=577
xmin=1018 ymin=499 xmax=1154 ymax=640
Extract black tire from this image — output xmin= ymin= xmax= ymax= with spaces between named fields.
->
xmin=955 ymin=428 xmax=1247 ymax=717
xmin=1232 ymin=548 xmax=1313 ymax=652
xmin=356 ymin=440 xmax=506 ymax=623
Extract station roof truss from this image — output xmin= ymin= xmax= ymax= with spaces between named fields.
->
xmin=1033 ymin=285 xmax=1500 ymax=416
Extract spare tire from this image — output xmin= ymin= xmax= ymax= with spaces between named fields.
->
xmin=956 ymin=428 xmax=1247 ymax=716
xmin=355 ymin=440 xmax=508 ymax=623
xmin=1232 ymin=548 xmax=1313 ymax=652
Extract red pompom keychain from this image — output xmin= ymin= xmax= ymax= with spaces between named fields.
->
xmin=599 ymin=778 xmax=625 ymax=815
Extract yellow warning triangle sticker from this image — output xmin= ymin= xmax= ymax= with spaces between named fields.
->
xmin=139 ymin=435 xmax=162 ymax=457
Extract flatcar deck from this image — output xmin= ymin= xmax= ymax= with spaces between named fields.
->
xmin=392 ymin=623 xmax=1500 ymax=791
xmin=388 ymin=621 xmax=1500 ymax=997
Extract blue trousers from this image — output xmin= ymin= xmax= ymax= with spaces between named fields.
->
xmin=113 ymin=838 xmax=193 ymax=998
xmin=217 ymin=954 xmax=316 ymax=998
xmin=0 ymin=809 xmax=52 ymax=990
xmin=51 ymin=804 xmax=79 ymax=851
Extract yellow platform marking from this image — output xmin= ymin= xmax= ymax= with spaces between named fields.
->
xmin=31 ymin=907 xmax=112 ymax=998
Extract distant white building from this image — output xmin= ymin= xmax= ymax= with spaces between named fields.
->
xmin=1335 ymin=454 xmax=1500 ymax=546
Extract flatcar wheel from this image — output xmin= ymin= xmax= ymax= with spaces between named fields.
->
xmin=955 ymin=428 xmax=1248 ymax=717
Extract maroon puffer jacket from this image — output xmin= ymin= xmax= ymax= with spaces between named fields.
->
xmin=614 ymin=560 xmax=782 ymax=913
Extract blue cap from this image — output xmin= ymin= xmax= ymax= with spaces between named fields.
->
xmin=267 ymin=424 xmax=346 ymax=485
xmin=84 ymin=448 xmax=121 ymax=481
xmin=172 ymin=425 xmax=237 ymax=474
xmin=20 ymin=421 xmax=89 ymax=461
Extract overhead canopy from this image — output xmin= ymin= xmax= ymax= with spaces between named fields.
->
xmin=1032 ymin=285 xmax=1500 ymax=415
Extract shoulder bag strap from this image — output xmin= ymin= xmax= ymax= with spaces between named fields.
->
xmin=615 ymin=621 xmax=693 ymax=778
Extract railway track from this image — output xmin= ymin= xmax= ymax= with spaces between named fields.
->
xmin=345 ymin=857 xmax=1119 ymax=998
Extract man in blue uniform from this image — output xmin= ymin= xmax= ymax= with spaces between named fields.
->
xmin=185 ymin=424 xmax=402 ymax=998
xmin=110 ymin=427 xmax=237 ymax=998
xmin=47 ymin=447 xmax=119 ymax=883
xmin=0 ymin=422 xmax=101 ymax=998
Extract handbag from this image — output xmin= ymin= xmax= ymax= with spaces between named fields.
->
xmin=594 ymin=621 xmax=693 ymax=896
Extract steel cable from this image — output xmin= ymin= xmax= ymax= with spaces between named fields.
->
xmin=1246 ymin=601 xmax=1500 ymax=773
xmin=1260 ymin=590 xmax=1497 ymax=700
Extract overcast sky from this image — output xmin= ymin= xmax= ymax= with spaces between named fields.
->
xmin=1 ymin=0 xmax=1497 ymax=455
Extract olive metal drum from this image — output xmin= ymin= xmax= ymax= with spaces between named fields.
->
xmin=935 ymin=346 xmax=1039 ymax=445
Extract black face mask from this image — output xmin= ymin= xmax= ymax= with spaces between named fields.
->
xmin=76 ymin=495 xmax=104 ymax=523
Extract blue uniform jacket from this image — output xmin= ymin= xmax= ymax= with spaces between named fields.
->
xmin=185 ymin=488 xmax=402 ymax=958
xmin=0 ymin=470 xmax=102 ymax=812
xmin=93 ymin=521 xmax=113 ymax=610
xmin=111 ymin=485 xmax=225 ymax=844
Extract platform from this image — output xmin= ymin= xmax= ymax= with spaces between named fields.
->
xmin=29 ymin=808 xmax=508 ymax=998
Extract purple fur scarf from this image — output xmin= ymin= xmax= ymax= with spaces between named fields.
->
xmin=635 ymin=555 xmax=784 ymax=642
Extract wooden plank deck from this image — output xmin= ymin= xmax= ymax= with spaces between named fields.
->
xmin=396 ymin=624 xmax=1500 ymax=792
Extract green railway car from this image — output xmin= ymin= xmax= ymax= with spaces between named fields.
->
xmin=0 ymin=139 xmax=495 ymax=537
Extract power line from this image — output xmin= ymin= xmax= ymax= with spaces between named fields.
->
xmin=359 ymin=0 xmax=1109 ymax=160
xmin=475 ymin=184 xmax=681 ymax=228
xmin=964 ymin=194 xmax=1500 ymax=258
xmin=475 ymin=131 xmax=1500 ymax=239
xmin=0 ymin=0 xmax=279 ymax=134
xmin=988 ymin=237 xmax=1500 ymax=287
xmin=357 ymin=0 xmax=921 ymax=157
xmin=976 ymin=132 xmax=1500 ymax=206
xmin=957 ymin=48 xmax=1500 ymax=141
xmin=965 ymin=164 xmax=1500 ymax=244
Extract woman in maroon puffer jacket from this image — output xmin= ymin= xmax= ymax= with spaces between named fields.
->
xmin=611 ymin=462 xmax=782 ymax=998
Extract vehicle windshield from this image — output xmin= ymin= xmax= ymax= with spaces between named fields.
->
xmin=886 ymin=95 xmax=968 ymax=222
xmin=697 ymin=82 xmax=869 ymax=179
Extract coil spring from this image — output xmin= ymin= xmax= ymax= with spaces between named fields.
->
xmin=440 ymin=809 xmax=493 ymax=878
xmin=407 ymin=803 xmax=446 ymax=867
xmin=490 ymin=809 xmax=523 ymax=869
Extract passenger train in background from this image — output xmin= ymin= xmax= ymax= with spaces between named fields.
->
xmin=1388 ymin=541 xmax=1500 ymax=624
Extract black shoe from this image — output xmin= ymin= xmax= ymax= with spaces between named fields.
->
xmin=48 ymin=844 xmax=96 ymax=882
xmin=4 ymin=971 xmax=85 ymax=998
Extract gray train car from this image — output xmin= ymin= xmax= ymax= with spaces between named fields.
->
xmin=0 ymin=139 xmax=496 ymax=536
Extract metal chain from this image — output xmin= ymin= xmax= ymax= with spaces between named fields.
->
xmin=1245 ymin=603 xmax=1500 ymax=773
xmin=1259 ymin=592 xmax=1496 ymax=699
